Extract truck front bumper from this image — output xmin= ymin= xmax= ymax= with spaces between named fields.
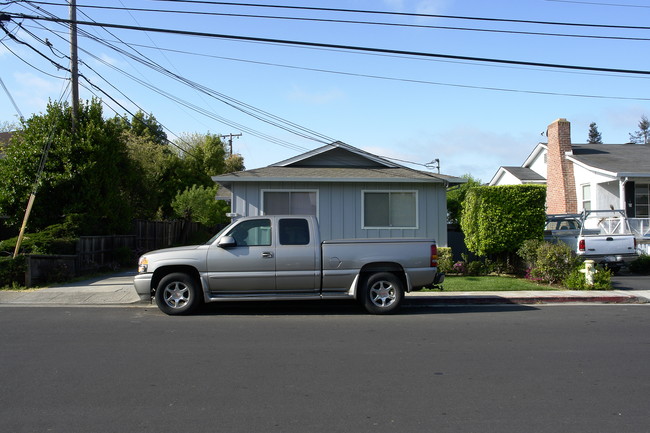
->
xmin=133 ymin=273 xmax=154 ymax=301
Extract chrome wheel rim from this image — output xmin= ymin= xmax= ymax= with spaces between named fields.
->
xmin=162 ymin=281 xmax=191 ymax=309
xmin=369 ymin=280 xmax=396 ymax=308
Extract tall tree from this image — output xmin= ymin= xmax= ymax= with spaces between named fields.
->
xmin=446 ymin=174 xmax=482 ymax=224
xmin=587 ymin=122 xmax=603 ymax=144
xmin=629 ymin=115 xmax=650 ymax=144
xmin=0 ymin=99 xmax=134 ymax=234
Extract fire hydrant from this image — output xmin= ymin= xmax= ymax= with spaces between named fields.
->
xmin=579 ymin=260 xmax=597 ymax=286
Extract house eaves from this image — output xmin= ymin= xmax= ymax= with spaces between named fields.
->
xmin=213 ymin=166 xmax=465 ymax=186
xmin=522 ymin=142 xmax=547 ymax=168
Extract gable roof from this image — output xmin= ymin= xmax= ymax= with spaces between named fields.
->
xmin=272 ymin=141 xmax=400 ymax=168
xmin=214 ymin=141 xmax=465 ymax=186
xmin=500 ymin=166 xmax=545 ymax=183
xmin=567 ymin=143 xmax=650 ymax=177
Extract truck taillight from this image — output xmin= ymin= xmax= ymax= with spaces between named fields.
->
xmin=578 ymin=239 xmax=585 ymax=252
xmin=431 ymin=245 xmax=438 ymax=268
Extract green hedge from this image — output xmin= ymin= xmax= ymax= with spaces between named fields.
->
xmin=0 ymin=223 xmax=77 ymax=255
xmin=461 ymin=185 xmax=546 ymax=256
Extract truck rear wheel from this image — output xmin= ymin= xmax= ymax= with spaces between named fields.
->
xmin=155 ymin=272 xmax=201 ymax=315
xmin=361 ymin=272 xmax=403 ymax=314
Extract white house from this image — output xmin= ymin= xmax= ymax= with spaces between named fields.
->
xmin=212 ymin=141 xmax=464 ymax=246
xmin=490 ymin=118 xmax=650 ymax=218
xmin=490 ymin=118 xmax=650 ymax=249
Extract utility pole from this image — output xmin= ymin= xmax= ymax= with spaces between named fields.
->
xmin=69 ymin=0 xmax=79 ymax=131
xmin=219 ymin=133 xmax=242 ymax=157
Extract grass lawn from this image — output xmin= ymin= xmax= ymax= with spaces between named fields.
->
xmin=427 ymin=275 xmax=558 ymax=292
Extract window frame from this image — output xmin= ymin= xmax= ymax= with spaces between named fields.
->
xmin=635 ymin=183 xmax=649 ymax=218
xmin=261 ymin=189 xmax=319 ymax=216
xmin=581 ymin=183 xmax=592 ymax=211
xmin=361 ymin=190 xmax=419 ymax=230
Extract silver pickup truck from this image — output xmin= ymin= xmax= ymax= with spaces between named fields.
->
xmin=544 ymin=209 xmax=638 ymax=272
xmin=134 ymin=215 xmax=442 ymax=315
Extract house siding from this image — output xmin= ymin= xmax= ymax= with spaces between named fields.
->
xmin=228 ymin=181 xmax=447 ymax=245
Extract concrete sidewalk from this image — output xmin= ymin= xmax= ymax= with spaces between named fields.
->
xmin=1 ymin=270 xmax=649 ymax=307
xmin=0 ymin=271 xmax=144 ymax=306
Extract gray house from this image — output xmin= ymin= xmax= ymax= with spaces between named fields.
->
xmin=212 ymin=141 xmax=464 ymax=246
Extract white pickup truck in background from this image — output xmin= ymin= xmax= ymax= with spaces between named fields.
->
xmin=544 ymin=209 xmax=638 ymax=272
xmin=135 ymin=215 xmax=443 ymax=315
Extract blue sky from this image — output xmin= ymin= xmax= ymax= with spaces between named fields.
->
xmin=1 ymin=0 xmax=649 ymax=182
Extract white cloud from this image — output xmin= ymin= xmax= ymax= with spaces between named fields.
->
xmin=99 ymin=53 xmax=121 ymax=67
xmin=360 ymin=125 xmax=534 ymax=184
xmin=415 ymin=0 xmax=449 ymax=14
xmin=287 ymin=86 xmax=345 ymax=105
xmin=383 ymin=0 xmax=406 ymax=10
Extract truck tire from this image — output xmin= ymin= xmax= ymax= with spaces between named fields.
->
xmin=155 ymin=272 xmax=201 ymax=316
xmin=361 ymin=272 xmax=403 ymax=314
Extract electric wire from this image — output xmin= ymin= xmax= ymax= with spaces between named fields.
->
xmin=0 ymin=74 xmax=24 ymax=119
xmin=17 ymin=1 xmax=650 ymax=42
xmin=6 ymin=12 xmax=650 ymax=77
xmin=16 ymin=2 xmax=331 ymax=148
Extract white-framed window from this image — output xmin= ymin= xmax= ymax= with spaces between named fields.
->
xmin=362 ymin=190 xmax=418 ymax=229
xmin=635 ymin=183 xmax=649 ymax=218
xmin=581 ymin=184 xmax=591 ymax=211
xmin=262 ymin=190 xmax=318 ymax=215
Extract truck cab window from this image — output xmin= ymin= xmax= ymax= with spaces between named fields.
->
xmin=228 ymin=219 xmax=271 ymax=246
xmin=279 ymin=219 xmax=310 ymax=245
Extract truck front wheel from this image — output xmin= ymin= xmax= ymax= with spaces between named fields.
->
xmin=155 ymin=272 xmax=201 ymax=315
xmin=361 ymin=272 xmax=403 ymax=314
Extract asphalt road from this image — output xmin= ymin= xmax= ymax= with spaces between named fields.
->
xmin=1 ymin=304 xmax=649 ymax=433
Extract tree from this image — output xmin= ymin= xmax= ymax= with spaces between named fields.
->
xmin=460 ymin=185 xmax=546 ymax=257
xmin=0 ymin=99 xmax=135 ymax=234
xmin=629 ymin=115 xmax=650 ymax=144
xmin=446 ymin=174 xmax=482 ymax=224
xmin=109 ymin=111 xmax=168 ymax=147
xmin=587 ymin=122 xmax=602 ymax=144
xmin=172 ymin=185 xmax=229 ymax=227
xmin=0 ymin=120 xmax=19 ymax=132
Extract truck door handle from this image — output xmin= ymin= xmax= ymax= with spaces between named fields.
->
xmin=262 ymin=252 xmax=274 ymax=258
xmin=606 ymin=237 xmax=613 ymax=241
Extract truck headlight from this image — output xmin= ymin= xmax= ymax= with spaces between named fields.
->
xmin=138 ymin=256 xmax=149 ymax=273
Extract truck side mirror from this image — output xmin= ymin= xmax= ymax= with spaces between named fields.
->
xmin=218 ymin=236 xmax=236 ymax=248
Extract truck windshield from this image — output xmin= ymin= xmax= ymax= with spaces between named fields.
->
xmin=205 ymin=223 xmax=233 ymax=245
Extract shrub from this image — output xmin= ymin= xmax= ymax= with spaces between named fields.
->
xmin=517 ymin=239 xmax=544 ymax=271
xmin=466 ymin=260 xmax=485 ymax=276
xmin=452 ymin=261 xmax=467 ymax=275
xmin=0 ymin=223 xmax=77 ymax=255
xmin=519 ymin=241 xmax=581 ymax=285
xmin=629 ymin=253 xmax=650 ymax=275
xmin=437 ymin=247 xmax=453 ymax=274
xmin=563 ymin=265 xmax=612 ymax=290
xmin=0 ymin=255 xmax=26 ymax=287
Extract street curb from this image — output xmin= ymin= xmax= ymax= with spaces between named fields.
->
xmin=406 ymin=294 xmax=646 ymax=306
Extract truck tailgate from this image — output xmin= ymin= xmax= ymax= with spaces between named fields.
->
xmin=582 ymin=235 xmax=635 ymax=255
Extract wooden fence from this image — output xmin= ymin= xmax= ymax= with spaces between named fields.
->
xmin=76 ymin=235 xmax=136 ymax=272
xmin=75 ymin=220 xmax=206 ymax=272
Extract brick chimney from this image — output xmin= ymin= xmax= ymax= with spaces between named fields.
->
xmin=546 ymin=118 xmax=577 ymax=214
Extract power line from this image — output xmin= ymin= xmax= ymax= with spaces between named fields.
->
xmin=7 ymin=12 xmax=650 ymax=77
xmin=546 ymin=0 xmax=650 ymax=8
xmin=19 ymin=1 xmax=650 ymax=42
xmin=143 ymin=0 xmax=650 ymax=30
xmin=12 ymin=4 xmax=331 ymax=148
